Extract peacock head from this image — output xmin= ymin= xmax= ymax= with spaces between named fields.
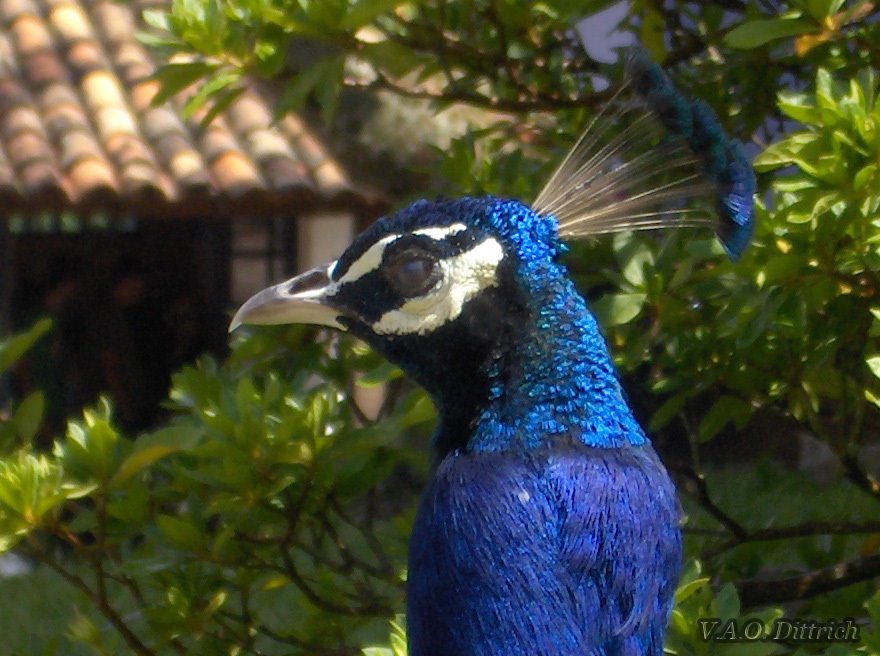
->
xmin=228 ymin=196 xmax=565 ymax=398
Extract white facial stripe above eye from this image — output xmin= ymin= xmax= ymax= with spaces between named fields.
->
xmin=335 ymin=234 xmax=398 ymax=284
xmin=411 ymin=223 xmax=467 ymax=240
xmin=371 ymin=237 xmax=504 ymax=336
xmin=334 ymin=223 xmax=469 ymax=285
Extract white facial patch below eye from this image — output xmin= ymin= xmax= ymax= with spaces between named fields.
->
xmin=371 ymin=237 xmax=504 ymax=336
xmin=333 ymin=223 xmax=468 ymax=285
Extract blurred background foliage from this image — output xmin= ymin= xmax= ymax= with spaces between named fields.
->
xmin=1 ymin=0 xmax=880 ymax=654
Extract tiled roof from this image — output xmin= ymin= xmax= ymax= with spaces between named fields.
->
xmin=0 ymin=0 xmax=381 ymax=218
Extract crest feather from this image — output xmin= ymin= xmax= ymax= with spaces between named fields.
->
xmin=533 ymin=54 xmax=755 ymax=260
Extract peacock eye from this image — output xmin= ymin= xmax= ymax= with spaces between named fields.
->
xmin=386 ymin=251 xmax=440 ymax=297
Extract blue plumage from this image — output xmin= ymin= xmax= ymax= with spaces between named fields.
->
xmin=230 ymin=57 xmax=754 ymax=656
xmin=408 ymin=443 xmax=680 ymax=656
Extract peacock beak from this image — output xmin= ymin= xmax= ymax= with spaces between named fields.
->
xmin=229 ymin=262 xmax=346 ymax=332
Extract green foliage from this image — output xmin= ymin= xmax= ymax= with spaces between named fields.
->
xmin=363 ymin=615 xmax=407 ymax=656
xmin=0 ymin=565 xmax=120 ymax=656
xmin=0 ymin=326 xmax=433 ymax=654
xmin=0 ymin=317 xmax=51 ymax=376
xmin=667 ymin=563 xmax=785 ymax=656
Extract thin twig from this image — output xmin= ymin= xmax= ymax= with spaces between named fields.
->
xmin=704 ymin=520 xmax=880 ymax=558
xmin=221 ymin=612 xmax=358 ymax=656
xmin=842 ymin=451 xmax=880 ymax=502
xmin=328 ymin=494 xmax=394 ymax=578
xmin=738 ymin=553 xmax=880 ymax=607
xmin=672 ymin=463 xmax=748 ymax=539
xmin=24 ymin=542 xmax=156 ymax=656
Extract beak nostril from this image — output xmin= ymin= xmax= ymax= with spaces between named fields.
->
xmin=288 ymin=268 xmax=330 ymax=295
xmin=229 ymin=261 xmax=343 ymax=332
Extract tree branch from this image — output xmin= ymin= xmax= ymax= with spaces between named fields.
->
xmin=671 ymin=464 xmax=748 ymax=539
xmin=328 ymin=494 xmax=395 ymax=578
xmin=358 ymin=72 xmax=616 ymax=114
xmin=222 ymin=612 xmax=358 ymax=656
xmin=705 ymin=520 xmax=880 ymax=558
xmin=737 ymin=553 xmax=880 ymax=607
xmin=842 ymin=451 xmax=880 ymax=502
xmin=24 ymin=542 xmax=156 ymax=656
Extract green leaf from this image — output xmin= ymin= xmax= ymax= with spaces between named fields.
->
xmin=360 ymin=41 xmax=424 ymax=79
xmin=67 ymin=610 xmax=103 ymax=649
xmin=777 ymin=89 xmax=817 ymax=124
xmin=753 ymin=132 xmax=822 ymax=171
xmin=774 ymin=174 xmax=816 ymax=192
xmin=157 ymin=514 xmax=205 ymax=552
xmin=275 ymin=58 xmax=339 ymax=118
xmin=675 ymin=576 xmax=710 ymax=604
xmin=200 ymin=85 xmax=247 ymax=128
xmin=364 ymin=615 xmax=407 ymax=656
xmin=396 ymin=392 xmax=435 ymax=428
xmin=698 ymin=396 xmax=750 ymax=442
xmin=315 ymin=56 xmax=345 ymax=124
xmin=254 ymin=37 xmax=285 ymax=78
xmin=111 ymin=425 xmax=199 ymax=488
xmin=56 ymin=401 xmax=121 ymax=483
xmin=867 ymin=355 xmax=880 ymax=379
xmin=342 ymin=0 xmax=406 ymax=29
xmin=150 ymin=61 xmax=218 ymax=107
xmin=614 ymin=234 xmax=655 ymax=288
xmin=854 ymin=164 xmax=877 ymax=191
xmin=357 ymin=362 xmax=404 ymax=388
xmin=815 ymin=68 xmax=841 ymax=116
xmin=713 ymin=582 xmax=741 ymax=619
xmin=724 ymin=19 xmax=818 ymax=49
xmin=389 ymin=617 xmax=408 ymax=656
xmin=141 ymin=8 xmax=170 ymax=31
xmin=667 ymin=608 xmax=690 ymax=638
xmin=0 ymin=452 xmax=87 ymax=529
xmin=805 ymin=0 xmax=844 ymax=20
xmin=591 ymin=293 xmax=647 ymax=326
xmin=807 ymin=192 xmax=840 ymax=222
xmin=181 ymin=69 xmax=242 ymax=122
xmin=650 ymin=391 xmax=689 ymax=431
xmin=639 ymin=5 xmax=666 ymax=60
xmin=13 ymin=392 xmax=44 ymax=446
xmin=0 ymin=319 xmax=52 ymax=376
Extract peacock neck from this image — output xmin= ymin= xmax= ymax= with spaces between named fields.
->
xmin=434 ymin=258 xmax=649 ymax=457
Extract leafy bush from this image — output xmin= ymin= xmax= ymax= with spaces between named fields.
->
xmin=0 ymin=324 xmax=433 ymax=654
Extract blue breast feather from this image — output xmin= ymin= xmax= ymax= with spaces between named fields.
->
xmin=407 ymin=441 xmax=682 ymax=656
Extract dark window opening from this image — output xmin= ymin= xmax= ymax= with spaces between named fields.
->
xmin=5 ymin=217 xmax=236 ymax=436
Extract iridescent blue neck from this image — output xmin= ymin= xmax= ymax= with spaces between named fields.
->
xmin=463 ymin=256 xmax=648 ymax=454
xmin=428 ymin=199 xmax=648 ymax=455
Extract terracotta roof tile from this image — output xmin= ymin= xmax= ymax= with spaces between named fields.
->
xmin=0 ymin=0 xmax=383 ymax=217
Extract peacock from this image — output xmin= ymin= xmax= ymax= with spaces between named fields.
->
xmin=230 ymin=54 xmax=755 ymax=656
